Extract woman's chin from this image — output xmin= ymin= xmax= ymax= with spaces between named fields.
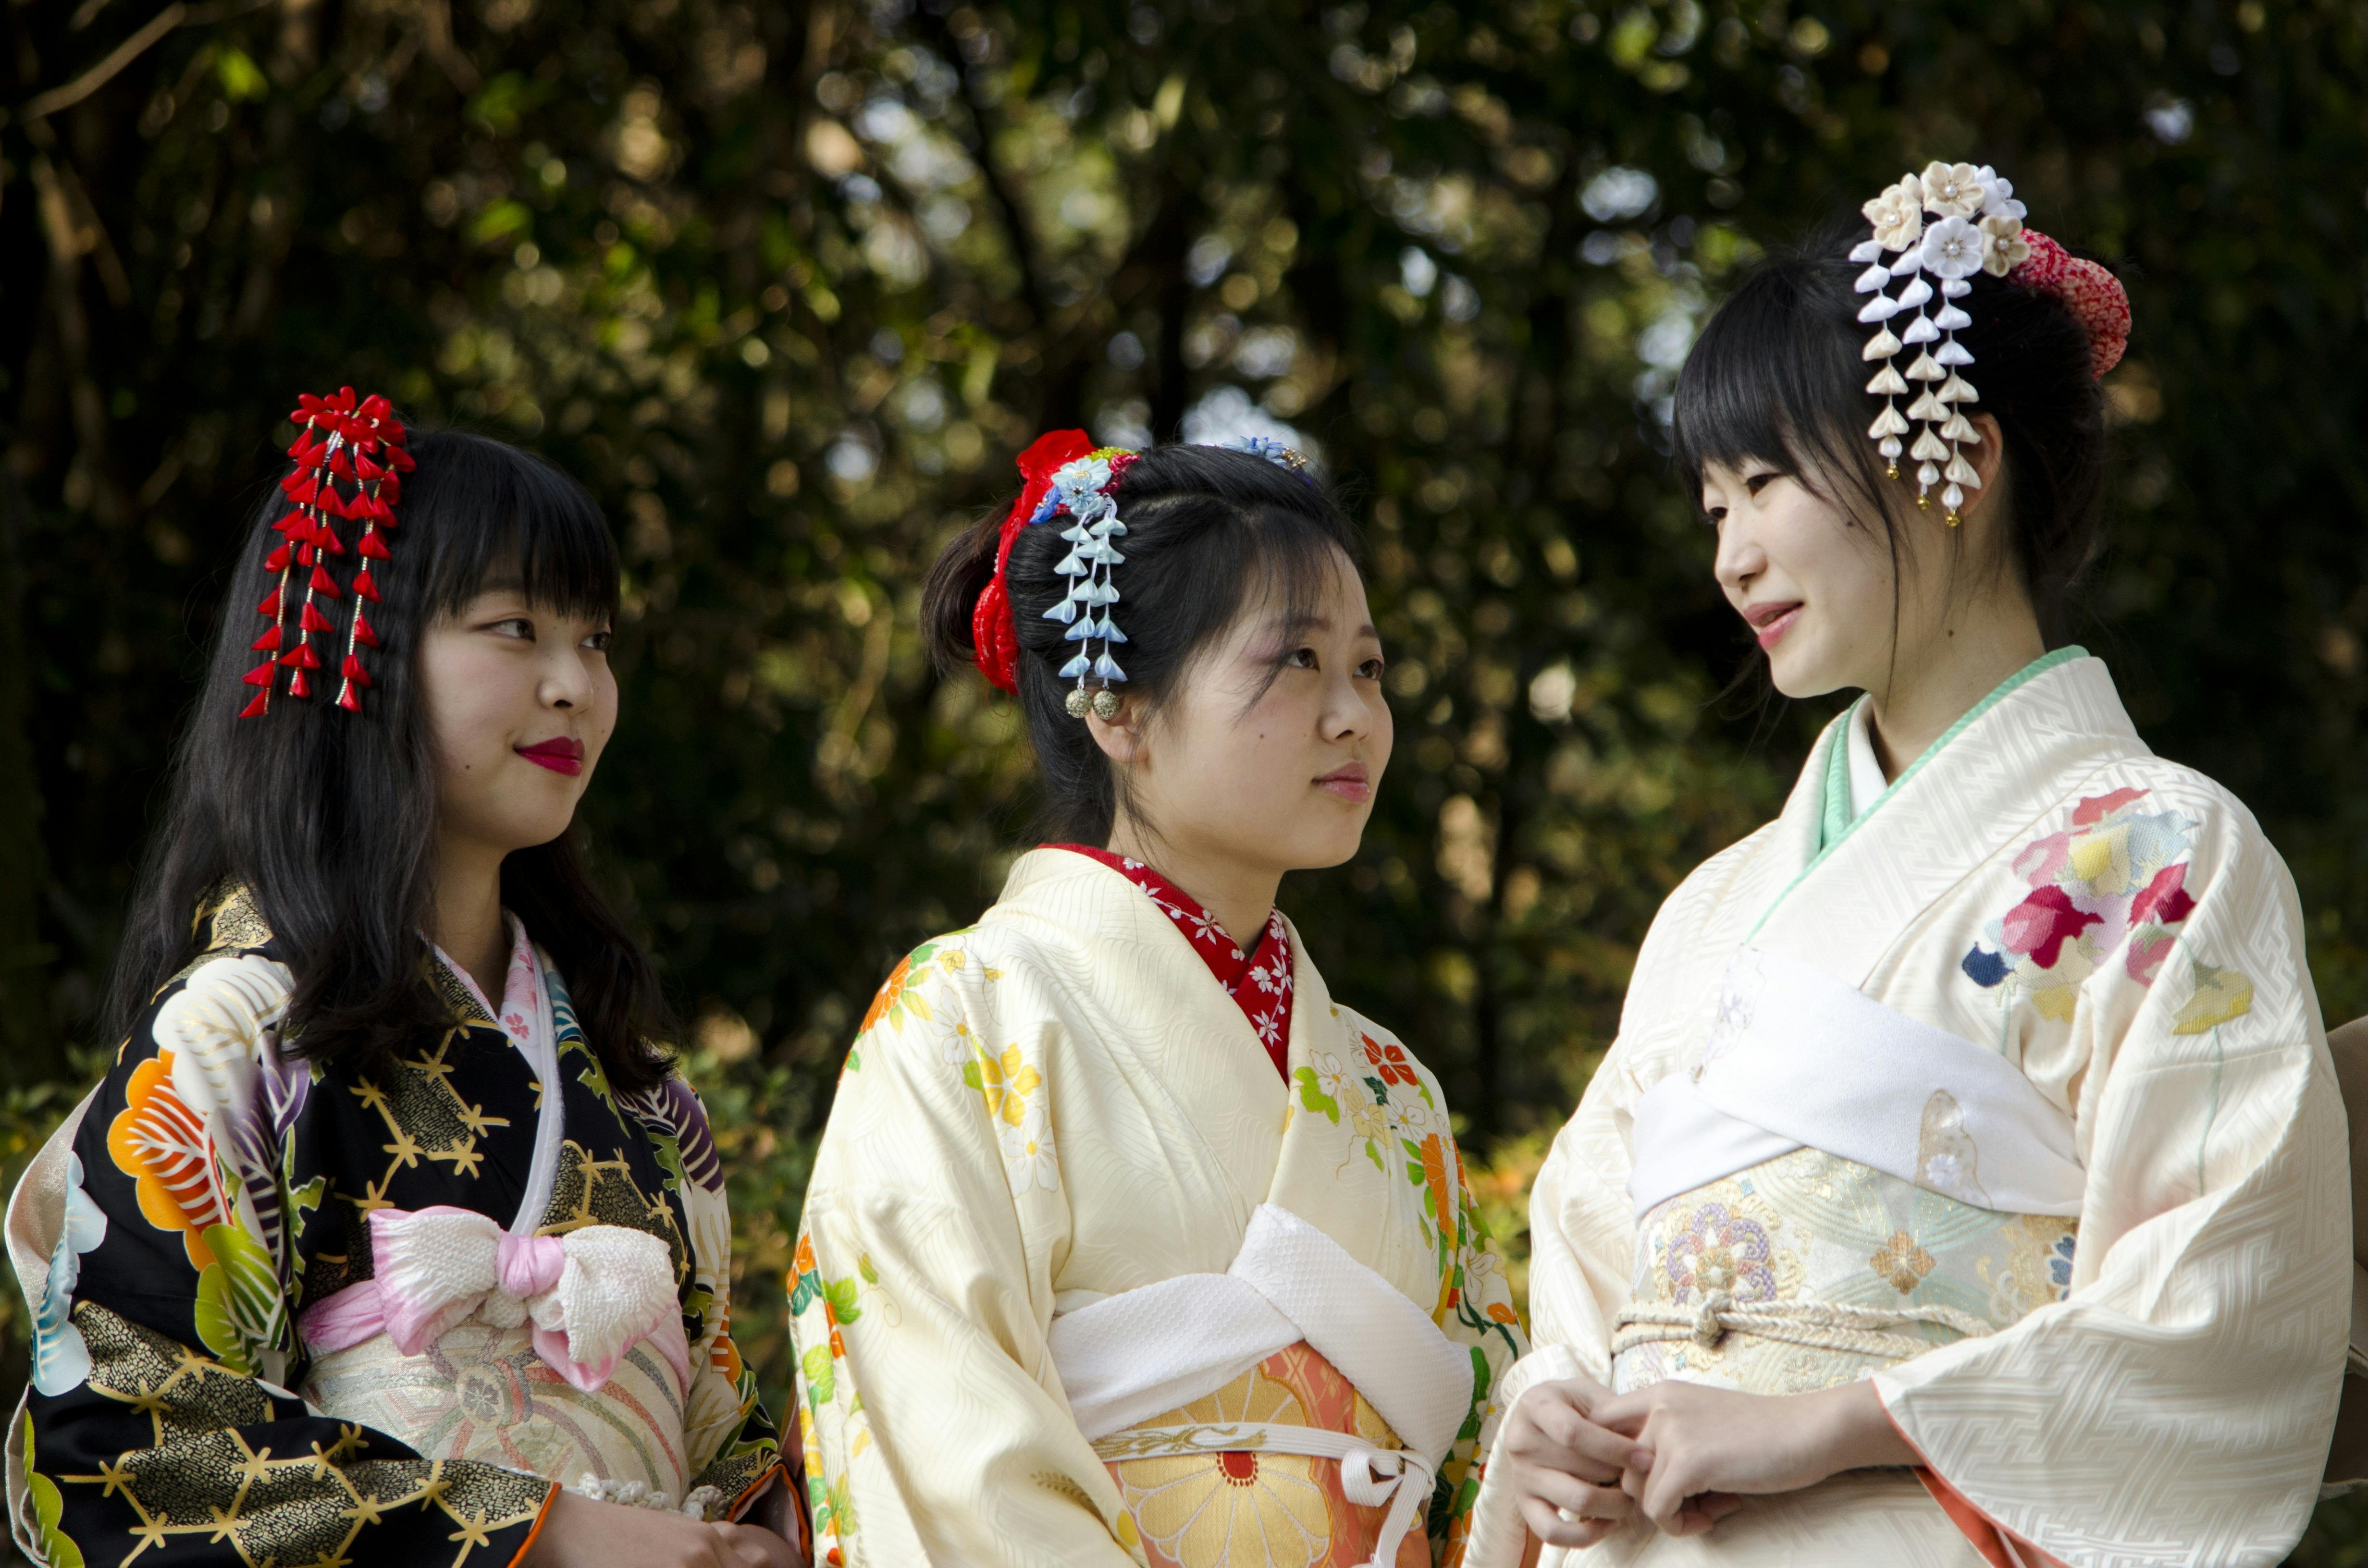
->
xmin=1765 ymin=650 xmax=1850 ymax=701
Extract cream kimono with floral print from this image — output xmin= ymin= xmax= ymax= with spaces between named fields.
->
xmin=789 ymin=848 xmax=1525 ymax=1568
xmin=1466 ymin=651 xmax=2350 ymax=1568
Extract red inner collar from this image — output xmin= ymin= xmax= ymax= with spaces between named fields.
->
xmin=1047 ymin=845 xmax=1295 ymax=1079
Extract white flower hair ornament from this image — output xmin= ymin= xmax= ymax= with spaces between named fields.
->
xmin=1852 ymin=161 xmax=2130 ymax=525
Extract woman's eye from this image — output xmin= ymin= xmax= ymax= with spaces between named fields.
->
xmin=488 ymin=617 xmax=535 ymax=640
xmin=1288 ymin=647 xmax=1320 ymax=670
xmin=1356 ymin=658 xmax=1385 ymax=681
xmin=1704 ymin=505 xmax=1728 ymax=526
xmin=583 ymin=629 xmax=613 ymax=653
xmin=1745 ymin=472 xmax=1777 ymax=496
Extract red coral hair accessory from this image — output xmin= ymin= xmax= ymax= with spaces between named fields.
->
xmin=2010 ymin=232 xmax=2131 ymax=380
xmin=970 ymin=429 xmax=1095 ymax=695
xmin=239 ymin=387 xmax=415 ymax=718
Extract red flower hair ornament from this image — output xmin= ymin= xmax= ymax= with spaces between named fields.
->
xmin=969 ymin=429 xmax=1310 ymax=710
xmin=239 ymin=387 xmax=416 ymax=717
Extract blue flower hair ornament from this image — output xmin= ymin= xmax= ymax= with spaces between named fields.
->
xmin=1022 ymin=434 xmax=1312 ymax=719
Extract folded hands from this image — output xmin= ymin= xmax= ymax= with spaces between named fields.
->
xmin=1493 ymin=1372 xmax=1917 ymax=1551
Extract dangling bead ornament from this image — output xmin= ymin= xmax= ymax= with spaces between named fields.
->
xmin=1851 ymin=162 xmax=2128 ymax=526
xmin=1036 ymin=450 xmax=1141 ymax=715
xmin=973 ymin=429 xmax=1317 ymax=710
xmin=240 ymin=388 xmax=414 ymax=717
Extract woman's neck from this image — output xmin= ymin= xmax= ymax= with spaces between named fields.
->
xmin=1103 ymin=821 xmax=1280 ymax=953
xmin=431 ymin=836 xmax=510 ymax=1003
xmin=1864 ymin=600 xmax=2047 ymax=780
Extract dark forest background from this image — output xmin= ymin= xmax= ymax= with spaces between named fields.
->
xmin=6 ymin=0 xmax=2368 ymax=1555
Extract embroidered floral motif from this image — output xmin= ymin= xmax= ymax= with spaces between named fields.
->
xmin=2172 ymin=961 xmax=2254 ymax=1034
xmin=1960 ymin=787 xmax=2199 ymax=1017
xmin=1664 ymin=1203 xmax=1778 ymax=1306
xmin=1871 ymin=1230 xmax=1937 ymax=1293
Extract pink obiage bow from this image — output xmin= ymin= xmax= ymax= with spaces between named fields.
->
xmin=299 ymin=1206 xmax=691 ymax=1395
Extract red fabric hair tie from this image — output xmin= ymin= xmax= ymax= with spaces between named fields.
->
xmin=2011 ymin=232 xmax=2130 ymax=380
xmin=971 ymin=429 xmax=1095 ymax=695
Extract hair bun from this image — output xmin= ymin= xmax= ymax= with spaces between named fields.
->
xmin=2011 ymin=233 xmax=2130 ymax=379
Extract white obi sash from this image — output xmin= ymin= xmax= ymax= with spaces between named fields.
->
xmin=1049 ymin=1203 xmax=1471 ymax=1568
xmin=1628 ymin=946 xmax=2086 ymax=1223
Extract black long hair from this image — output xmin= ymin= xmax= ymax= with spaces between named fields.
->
xmin=104 ymin=425 xmax=675 ymax=1089
xmin=922 ymin=443 xmax=1363 ymax=845
xmin=1675 ymin=213 xmax=2109 ymax=641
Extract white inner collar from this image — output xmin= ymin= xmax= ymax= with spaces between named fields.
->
xmin=430 ymin=912 xmax=566 ymax=1235
xmin=1846 ymin=701 xmax=1893 ymax=822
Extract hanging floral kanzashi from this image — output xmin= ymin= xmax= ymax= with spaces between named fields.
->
xmin=1852 ymin=162 xmax=2129 ymax=525
xmin=240 ymin=388 xmax=415 ymax=717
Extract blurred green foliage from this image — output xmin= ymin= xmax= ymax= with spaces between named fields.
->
xmin=5 ymin=0 xmax=2368 ymax=1554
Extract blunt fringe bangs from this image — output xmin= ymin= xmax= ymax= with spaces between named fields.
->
xmin=1674 ymin=213 xmax=2109 ymax=641
xmin=923 ymin=444 xmax=1363 ymax=845
xmin=104 ymin=424 xmax=673 ymax=1090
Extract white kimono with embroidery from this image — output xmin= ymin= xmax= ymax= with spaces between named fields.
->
xmin=789 ymin=848 xmax=1526 ymax=1568
xmin=1466 ymin=651 xmax=2350 ymax=1568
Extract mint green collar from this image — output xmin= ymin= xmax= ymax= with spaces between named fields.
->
xmin=1767 ymin=646 xmax=2086 ymax=937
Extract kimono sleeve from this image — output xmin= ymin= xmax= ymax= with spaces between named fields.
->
xmin=18 ymin=952 xmax=555 ymax=1568
xmin=627 ymin=1075 xmax=785 ymax=1519
xmin=1875 ymin=800 xmax=2351 ymax=1567
xmin=1458 ymin=848 xmax=1739 ymax=1568
xmin=1433 ymin=1128 xmax=1530 ymax=1566
xmin=787 ymin=942 xmax=1138 ymax=1568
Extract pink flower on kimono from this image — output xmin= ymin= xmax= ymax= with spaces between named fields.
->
xmin=1998 ymin=885 xmax=2102 ymax=969
xmin=2128 ymin=861 xmax=2196 ymax=929
xmin=2125 ymin=927 xmax=2178 ymax=985
xmin=2071 ymin=786 xmax=2149 ymax=826
xmin=2012 ymin=830 xmax=2072 ymax=889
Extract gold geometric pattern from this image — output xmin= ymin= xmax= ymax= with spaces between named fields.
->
xmin=64 ymin=1302 xmax=549 ymax=1568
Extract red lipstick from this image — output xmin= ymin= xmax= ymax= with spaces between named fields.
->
xmin=515 ymin=736 xmax=585 ymax=777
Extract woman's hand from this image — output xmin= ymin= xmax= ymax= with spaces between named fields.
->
xmin=524 ymin=1492 xmax=807 ymax=1568
xmin=1592 ymin=1378 xmax=1914 ymax=1536
xmin=1492 ymin=1375 xmax=1655 ymax=1550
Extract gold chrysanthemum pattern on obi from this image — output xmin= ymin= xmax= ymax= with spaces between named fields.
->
xmin=1098 ymin=1342 xmax=1426 ymax=1568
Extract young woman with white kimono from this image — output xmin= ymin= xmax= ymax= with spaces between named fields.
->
xmin=1462 ymin=165 xmax=2353 ymax=1567
xmin=788 ymin=435 xmax=1526 ymax=1566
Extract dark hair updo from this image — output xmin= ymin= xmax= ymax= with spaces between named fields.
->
xmin=1675 ymin=212 xmax=2110 ymax=637
xmin=923 ymin=443 xmax=1363 ymax=844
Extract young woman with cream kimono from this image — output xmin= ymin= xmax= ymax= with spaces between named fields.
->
xmin=789 ymin=435 xmax=1526 ymax=1566
xmin=1463 ymin=167 xmax=2352 ymax=1567
xmin=7 ymin=398 xmax=797 ymax=1568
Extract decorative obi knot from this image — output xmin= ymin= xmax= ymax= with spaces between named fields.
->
xmin=300 ymin=1206 xmax=689 ymax=1394
xmin=1690 ymin=1289 xmax=1734 ymax=1349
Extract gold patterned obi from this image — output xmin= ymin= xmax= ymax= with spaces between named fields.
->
xmin=1096 ymin=1343 xmax=1428 ymax=1568
xmin=300 ymin=1319 xmax=695 ymax=1500
xmin=1051 ymin=1205 xmax=1472 ymax=1568
xmin=1615 ymin=1147 xmax=2078 ymax=1396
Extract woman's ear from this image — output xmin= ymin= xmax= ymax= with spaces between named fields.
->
xmin=1957 ymin=412 xmax=2008 ymax=518
xmin=1084 ymin=697 xmax=1143 ymax=767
